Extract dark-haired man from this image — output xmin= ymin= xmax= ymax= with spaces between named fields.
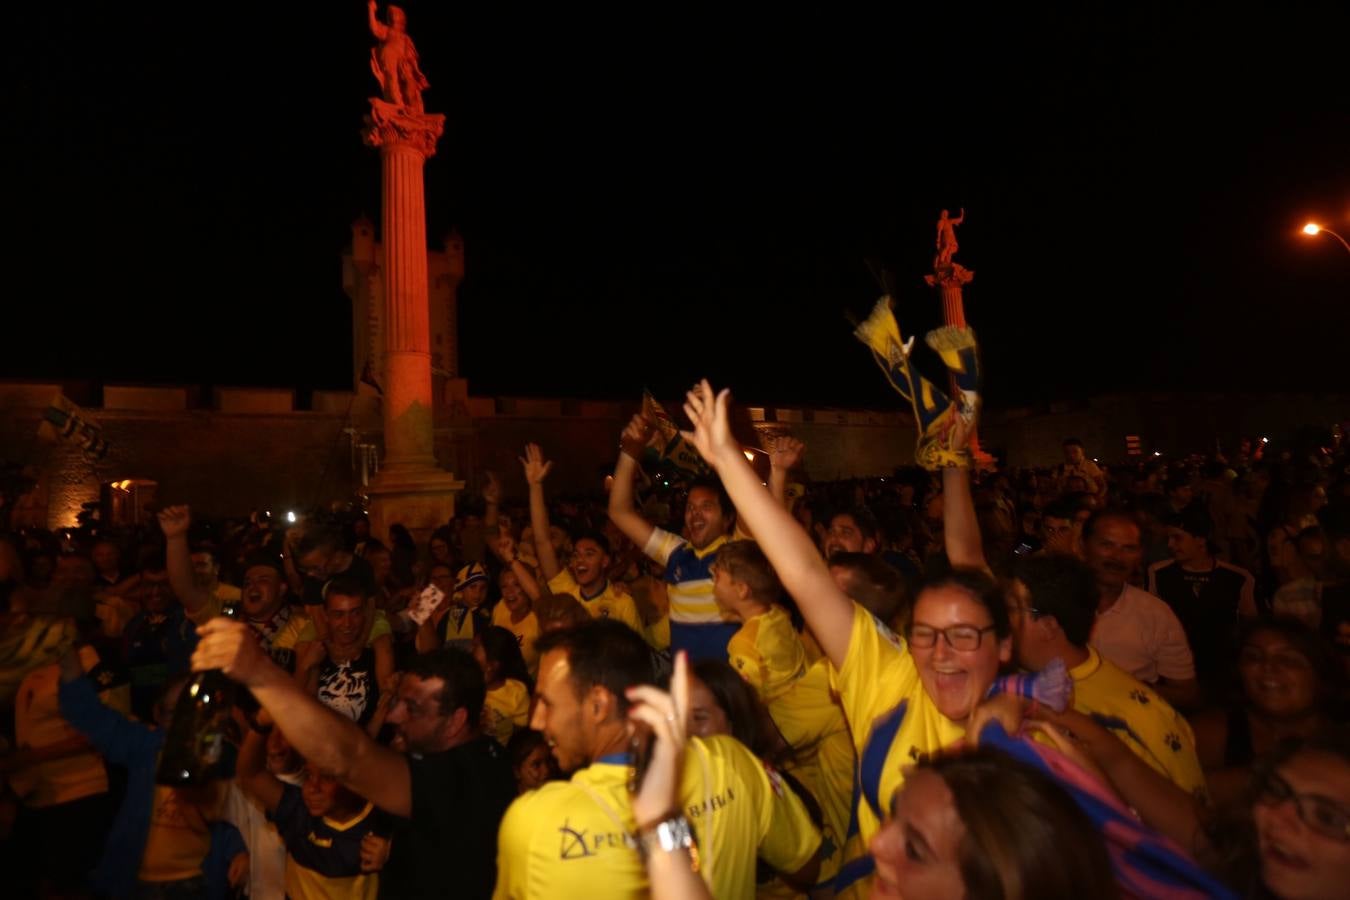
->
xmin=1083 ymin=510 xmax=1199 ymax=710
xmin=191 ymin=625 xmax=515 ymax=899
xmin=519 ymin=443 xmax=643 ymax=633
xmin=1008 ymin=553 xmax=1207 ymax=799
xmin=495 ymin=620 xmax=821 ymax=899
xmin=608 ymin=417 xmax=740 ymax=660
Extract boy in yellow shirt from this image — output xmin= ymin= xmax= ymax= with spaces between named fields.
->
xmin=712 ymin=539 xmax=855 ymax=891
xmin=518 ymin=442 xmax=645 ymax=635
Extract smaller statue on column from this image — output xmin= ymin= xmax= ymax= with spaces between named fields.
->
xmin=934 ymin=207 xmax=965 ymax=269
xmin=368 ymin=0 xmax=430 ymax=113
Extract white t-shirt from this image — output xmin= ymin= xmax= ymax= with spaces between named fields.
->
xmin=1090 ymin=584 xmax=1196 ymax=684
xmin=222 ymin=774 xmax=304 ymax=900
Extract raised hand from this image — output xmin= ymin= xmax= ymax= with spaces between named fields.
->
xmin=491 ymin=530 xmax=518 ymax=562
xmin=157 ymin=505 xmax=192 ymax=540
xmin=948 ymin=397 xmax=979 ymax=453
xmin=679 ymin=380 xmax=736 ymax=466
xmin=192 ymin=618 xmax=274 ymax=689
xmin=620 ymin=413 xmax=656 ymax=460
xmin=361 ymin=833 xmax=392 ymax=873
xmin=625 ymin=650 xmax=690 ymax=829
xmin=482 ymin=471 xmax=502 ymax=506
xmin=767 ymin=435 xmax=806 ymax=472
xmin=519 ymin=443 xmax=553 ymax=486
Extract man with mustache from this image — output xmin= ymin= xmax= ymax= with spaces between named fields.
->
xmin=1084 ymin=509 xmax=1200 ymax=711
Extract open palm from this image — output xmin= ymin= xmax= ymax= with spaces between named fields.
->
xmin=519 ymin=443 xmax=553 ymax=485
xmin=680 ymin=380 xmax=735 ymax=464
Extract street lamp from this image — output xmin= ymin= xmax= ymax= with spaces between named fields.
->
xmin=1302 ymin=222 xmax=1350 ymax=255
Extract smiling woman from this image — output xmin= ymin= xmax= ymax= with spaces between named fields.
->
xmin=870 ymin=747 xmax=1119 ymax=900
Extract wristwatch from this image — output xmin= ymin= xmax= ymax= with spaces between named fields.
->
xmin=637 ymin=814 xmax=698 ymax=863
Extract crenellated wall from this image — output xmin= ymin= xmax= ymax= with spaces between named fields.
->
xmin=5 ymin=381 xmax=1348 ymax=530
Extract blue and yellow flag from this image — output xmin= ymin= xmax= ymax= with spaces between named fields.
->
xmin=642 ymin=391 xmax=710 ymax=476
xmin=853 ymin=296 xmax=981 ymax=471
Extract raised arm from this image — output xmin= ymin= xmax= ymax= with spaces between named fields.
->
xmin=1030 ymin=708 xmax=1205 ymax=853
xmin=941 ymin=411 xmax=989 ymax=571
xmin=482 ymin=472 xmax=501 ymax=533
xmin=520 ymin=444 xmax=561 ymax=582
xmin=609 ymin=414 xmax=659 ymax=550
xmin=488 ymin=532 xmax=542 ymax=602
xmin=367 ymin=0 xmax=389 ymax=40
xmin=682 ymin=382 xmax=855 ymax=667
xmin=192 ymin=618 xmax=414 ymax=818
xmin=158 ymin=506 xmax=216 ymax=617
xmin=767 ymin=435 xmax=805 ymax=509
xmin=235 ymin=720 xmax=285 ymax=815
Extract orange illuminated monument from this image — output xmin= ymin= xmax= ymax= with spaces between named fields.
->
xmin=924 ymin=209 xmax=993 ymax=465
xmin=361 ymin=1 xmax=464 ymax=540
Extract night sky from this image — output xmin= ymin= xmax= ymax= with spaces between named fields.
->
xmin=7 ymin=4 xmax=1348 ymax=410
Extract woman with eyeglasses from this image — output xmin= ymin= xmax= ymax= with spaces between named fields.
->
xmin=1244 ymin=729 xmax=1350 ymax=900
xmin=1192 ymin=619 xmax=1338 ymax=808
xmin=1028 ymin=704 xmax=1350 ymax=899
xmin=678 ymin=381 xmax=1016 ymax=895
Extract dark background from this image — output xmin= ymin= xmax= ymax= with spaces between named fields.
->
xmin=7 ymin=3 xmax=1349 ymax=409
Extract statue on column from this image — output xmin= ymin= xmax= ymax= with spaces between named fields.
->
xmin=934 ymin=207 xmax=965 ymax=269
xmin=368 ymin=0 xmax=430 ymax=113
xmin=363 ymin=0 xmax=445 ymax=156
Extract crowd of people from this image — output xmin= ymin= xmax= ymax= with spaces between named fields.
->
xmin=2 ymin=383 xmax=1349 ymax=899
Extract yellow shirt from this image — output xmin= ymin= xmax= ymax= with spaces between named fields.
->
xmin=484 ymin=679 xmax=531 ymax=747
xmin=729 ymin=606 xmax=808 ymax=703
xmin=547 ymin=570 xmax=644 ymax=635
xmin=12 ymin=646 xmax=128 ymax=808
xmin=296 ymin=610 xmax=391 ymax=645
xmin=495 ymin=735 xmax=820 ymax=900
xmin=642 ymin=528 xmax=731 ymax=624
xmin=492 ymin=603 xmax=540 ymax=678
xmin=833 ymin=604 xmax=966 ymax=890
xmin=1068 ymin=648 xmax=1209 ymax=800
xmin=644 ymin=616 xmax=671 ymax=652
xmin=139 ymin=784 xmax=224 ymax=882
xmin=767 ymin=661 xmax=854 ymax=886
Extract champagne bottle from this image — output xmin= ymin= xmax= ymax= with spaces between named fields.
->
xmin=155 ymin=602 xmax=239 ymax=786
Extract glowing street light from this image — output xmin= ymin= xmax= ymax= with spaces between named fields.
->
xmin=1302 ymin=222 xmax=1350 ymax=255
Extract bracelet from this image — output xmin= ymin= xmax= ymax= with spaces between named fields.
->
xmin=636 ymin=814 xmax=698 ymax=865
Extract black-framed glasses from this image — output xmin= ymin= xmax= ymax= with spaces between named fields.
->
xmin=906 ymin=624 xmax=998 ymax=651
xmin=1257 ymin=769 xmax=1350 ymax=843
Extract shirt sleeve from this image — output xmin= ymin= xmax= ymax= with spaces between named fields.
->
xmin=547 ymin=569 xmax=577 ymax=595
xmin=611 ymin=594 xmax=644 ymax=634
xmin=184 ymin=595 xmax=224 ymax=627
xmin=369 ymin=610 xmax=392 ymax=642
xmin=1150 ymin=600 xmax=1196 ymax=682
xmin=727 ymin=628 xmax=767 ymax=699
xmin=752 ymin=760 xmax=822 ymax=878
xmin=265 ymin=783 xmax=304 ymax=835
xmin=493 ymin=794 xmax=534 ymax=899
xmin=835 ymin=602 xmax=916 ymax=737
xmin=642 ymin=527 xmax=685 ymax=567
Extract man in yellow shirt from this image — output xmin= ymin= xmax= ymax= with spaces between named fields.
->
xmin=495 ymin=619 xmax=822 ymax=899
xmin=1005 ymin=553 xmax=1208 ymax=799
xmin=519 ymin=443 xmax=644 ymax=634
xmin=161 ymin=506 xmax=306 ymax=670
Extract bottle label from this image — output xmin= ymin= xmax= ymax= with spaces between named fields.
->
xmin=198 ymin=728 xmax=224 ymax=766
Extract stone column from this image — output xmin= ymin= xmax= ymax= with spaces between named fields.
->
xmin=925 ymin=261 xmax=992 ymax=464
xmin=361 ymin=99 xmax=464 ymax=542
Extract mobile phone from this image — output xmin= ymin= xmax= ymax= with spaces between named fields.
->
xmin=627 ymin=721 xmax=654 ymax=795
